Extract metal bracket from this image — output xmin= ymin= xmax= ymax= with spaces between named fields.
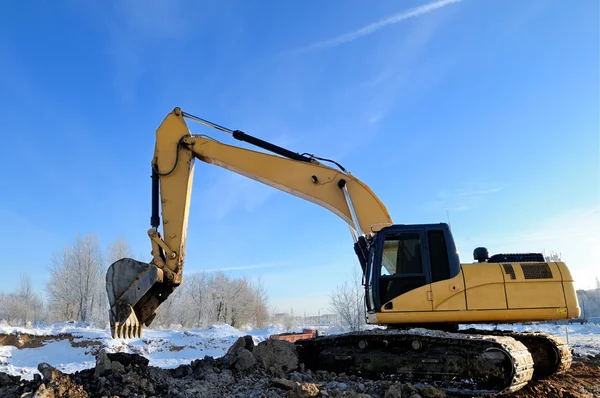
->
xmin=147 ymin=229 xmax=177 ymax=259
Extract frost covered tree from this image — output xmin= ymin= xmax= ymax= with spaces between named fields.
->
xmin=41 ymin=233 xmax=270 ymax=329
xmin=0 ymin=274 xmax=45 ymax=326
xmin=251 ymin=277 xmax=270 ymax=328
xmin=47 ymin=234 xmax=107 ymax=326
xmin=329 ymin=268 xmax=365 ymax=331
xmin=151 ymin=271 xmax=271 ymax=329
xmin=106 ymin=236 xmax=133 ymax=266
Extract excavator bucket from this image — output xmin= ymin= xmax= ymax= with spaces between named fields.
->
xmin=105 ymin=258 xmax=171 ymax=339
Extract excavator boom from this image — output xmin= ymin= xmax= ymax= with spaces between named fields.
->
xmin=106 ymin=107 xmax=392 ymax=338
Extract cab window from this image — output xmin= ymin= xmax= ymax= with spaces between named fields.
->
xmin=381 ymin=232 xmax=423 ymax=276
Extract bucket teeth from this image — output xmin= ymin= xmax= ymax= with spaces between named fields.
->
xmin=110 ymin=308 xmax=143 ymax=339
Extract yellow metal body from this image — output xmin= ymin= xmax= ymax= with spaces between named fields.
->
xmin=142 ymin=107 xmax=580 ymax=329
xmin=370 ymin=261 xmax=580 ymax=325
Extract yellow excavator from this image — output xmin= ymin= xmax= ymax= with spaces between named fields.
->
xmin=106 ymin=108 xmax=580 ymax=395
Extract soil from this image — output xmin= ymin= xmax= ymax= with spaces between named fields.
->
xmin=501 ymin=354 xmax=600 ymax=398
xmin=0 ymin=333 xmax=598 ymax=397
xmin=0 ymin=333 xmax=103 ymax=352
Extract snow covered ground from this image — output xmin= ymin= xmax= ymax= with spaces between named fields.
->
xmin=1 ymin=321 xmax=598 ymax=380
xmin=0 ymin=322 xmax=283 ymax=380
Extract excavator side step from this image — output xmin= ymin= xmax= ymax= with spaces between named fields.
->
xmin=295 ymin=328 xmax=534 ymax=395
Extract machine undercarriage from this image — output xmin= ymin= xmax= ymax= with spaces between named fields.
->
xmin=294 ymin=326 xmax=571 ymax=395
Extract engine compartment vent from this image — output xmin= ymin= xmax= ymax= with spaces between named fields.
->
xmin=488 ymin=253 xmax=545 ymax=263
xmin=503 ymin=264 xmax=516 ymax=280
xmin=521 ymin=263 xmax=553 ymax=279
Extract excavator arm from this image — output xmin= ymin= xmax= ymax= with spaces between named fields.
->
xmin=106 ymin=107 xmax=392 ymax=338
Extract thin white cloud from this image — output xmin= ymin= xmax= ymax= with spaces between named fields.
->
xmin=423 ymin=182 xmax=506 ymax=212
xmin=291 ymin=0 xmax=463 ymax=54
xmin=201 ymin=262 xmax=286 ymax=273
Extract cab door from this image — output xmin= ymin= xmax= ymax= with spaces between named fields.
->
xmin=428 ymin=229 xmax=467 ymax=311
xmin=373 ymin=228 xmax=433 ymax=311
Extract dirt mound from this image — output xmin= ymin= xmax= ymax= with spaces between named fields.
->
xmin=0 ymin=332 xmax=102 ymax=352
xmin=0 ymin=337 xmax=598 ymax=398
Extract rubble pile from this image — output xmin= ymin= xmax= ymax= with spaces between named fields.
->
xmin=0 ymin=336 xmax=450 ymax=398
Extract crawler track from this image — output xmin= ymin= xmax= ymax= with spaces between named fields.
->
xmin=295 ymin=328 xmax=535 ymax=395
xmin=459 ymin=328 xmax=572 ymax=379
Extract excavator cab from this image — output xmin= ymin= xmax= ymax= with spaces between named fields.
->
xmin=361 ymin=223 xmax=580 ymax=327
xmin=364 ymin=223 xmax=459 ymax=313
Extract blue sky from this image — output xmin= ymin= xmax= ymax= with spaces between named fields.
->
xmin=1 ymin=0 xmax=598 ymax=316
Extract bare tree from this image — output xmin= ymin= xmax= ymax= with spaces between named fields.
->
xmin=329 ymin=268 xmax=365 ymax=331
xmin=0 ymin=273 xmax=45 ymax=326
xmin=251 ymin=277 xmax=270 ymax=328
xmin=47 ymin=234 xmax=107 ymax=326
xmin=106 ymin=236 xmax=133 ymax=266
xmin=47 ymin=247 xmax=78 ymax=321
xmin=150 ymin=270 xmax=271 ymax=330
xmin=187 ymin=272 xmax=210 ymax=327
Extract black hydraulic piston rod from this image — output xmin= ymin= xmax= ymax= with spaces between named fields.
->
xmin=150 ymin=165 xmax=160 ymax=229
xmin=181 ymin=110 xmax=312 ymax=163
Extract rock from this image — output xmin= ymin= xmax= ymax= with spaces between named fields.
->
xmin=217 ymin=369 xmax=235 ymax=385
xmin=253 ymin=339 xmax=299 ymax=374
xmin=31 ymin=365 xmax=87 ymax=398
xmin=272 ymin=378 xmax=297 ymax=389
xmin=326 ymin=381 xmax=338 ymax=389
xmin=227 ymin=335 xmax=254 ymax=354
xmin=94 ymin=350 xmax=112 ymax=377
xmin=409 ymin=394 xmax=422 ymax=398
xmin=417 ymin=385 xmax=445 ymax=398
xmin=191 ymin=357 xmax=219 ymax=380
xmin=337 ymin=382 xmax=348 ymax=390
xmin=37 ymin=363 xmax=61 ymax=382
xmin=401 ymin=383 xmax=419 ymax=396
xmin=32 ymin=384 xmax=53 ymax=398
xmin=233 ymin=348 xmax=256 ymax=371
xmin=106 ymin=352 xmax=149 ymax=370
xmin=204 ymin=372 xmax=220 ymax=383
xmin=244 ymin=335 xmax=255 ymax=352
xmin=226 ymin=335 xmax=255 ymax=358
xmin=289 ymin=371 xmax=304 ymax=382
xmin=219 ymin=353 xmax=236 ymax=368
xmin=227 ymin=336 xmax=247 ymax=355
xmin=122 ymin=371 xmax=155 ymax=394
xmin=287 ymin=382 xmax=319 ymax=398
xmin=110 ymin=361 xmax=125 ymax=374
xmin=170 ymin=364 xmax=193 ymax=378
xmin=0 ymin=371 xmax=20 ymax=386
xmin=385 ymin=382 xmax=404 ymax=398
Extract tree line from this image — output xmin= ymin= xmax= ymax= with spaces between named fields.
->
xmin=0 ymin=233 xmax=271 ymax=330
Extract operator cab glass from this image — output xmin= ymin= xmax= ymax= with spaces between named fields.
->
xmin=366 ymin=223 xmax=460 ymax=311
